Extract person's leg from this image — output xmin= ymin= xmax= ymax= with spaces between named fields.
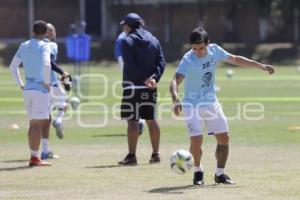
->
xmin=41 ymin=116 xmax=51 ymax=154
xmin=204 ymin=101 xmax=234 ymax=184
xmin=118 ymin=120 xmax=139 ymax=165
xmin=28 ymin=90 xmax=51 ymax=167
xmin=28 ymin=119 xmax=43 ymax=153
xmin=215 ymin=133 xmax=229 ymax=172
xmin=28 ymin=119 xmax=51 ymax=166
xmin=183 ymin=105 xmax=204 ymax=185
xmin=215 ymin=133 xmax=229 ymax=175
xmin=127 ymin=120 xmax=140 ymax=155
xmin=52 ymin=85 xmax=67 ymax=139
xmin=145 ymin=120 xmax=160 ymax=155
xmin=214 ymin=133 xmax=234 ymax=184
xmin=28 ymin=119 xmax=50 ymax=166
xmin=54 ymin=107 xmax=66 ymax=124
xmin=190 ymin=135 xmax=203 ymax=168
xmin=41 ymin=115 xmax=58 ymax=160
xmin=139 ymin=88 xmax=160 ymax=163
xmin=119 ymin=89 xmax=140 ymax=165
xmin=190 ymin=135 xmax=204 ymax=185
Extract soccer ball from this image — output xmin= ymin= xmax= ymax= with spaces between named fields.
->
xmin=170 ymin=150 xmax=194 ymax=174
xmin=226 ymin=69 xmax=234 ymax=79
xmin=70 ymin=96 xmax=81 ymax=110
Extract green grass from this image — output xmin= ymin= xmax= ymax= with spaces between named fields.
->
xmin=0 ymin=64 xmax=300 ymax=200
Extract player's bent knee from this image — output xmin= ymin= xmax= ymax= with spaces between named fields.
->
xmin=215 ymin=132 xmax=229 ymax=144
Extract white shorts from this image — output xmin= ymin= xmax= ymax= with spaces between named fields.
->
xmin=23 ymin=90 xmax=50 ymax=120
xmin=50 ymin=84 xmax=67 ymax=109
xmin=183 ymin=102 xmax=229 ymax=137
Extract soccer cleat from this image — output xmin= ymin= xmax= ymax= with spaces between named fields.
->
xmin=41 ymin=151 xmax=59 ymax=160
xmin=118 ymin=154 xmax=137 ymax=166
xmin=138 ymin=121 xmax=144 ymax=135
xmin=29 ymin=156 xmax=51 ymax=167
xmin=214 ymin=174 xmax=235 ymax=185
xmin=52 ymin=120 xmax=64 ymax=139
xmin=149 ymin=153 xmax=160 ymax=164
xmin=193 ymin=171 xmax=204 ymax=185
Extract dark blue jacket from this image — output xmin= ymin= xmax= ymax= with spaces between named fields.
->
xmin=121 ymin=28 xmax=165 ymax=88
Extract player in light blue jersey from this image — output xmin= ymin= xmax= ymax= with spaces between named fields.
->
xmin=115 ymin=31 xmax=126 ymax=70
xmin=9 ymin=20 xmax=52 ymax=167
xmin=40 ymin=23 xmax=70 ymax=160
xmin=170 ymin=27 xmax=274 ymax=185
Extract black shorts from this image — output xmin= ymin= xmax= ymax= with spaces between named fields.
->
xmin=121 ymin=88 xmax=157 ymax=121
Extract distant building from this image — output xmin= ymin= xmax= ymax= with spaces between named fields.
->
xmin=0 ymin=0 xmax=299 ymax=62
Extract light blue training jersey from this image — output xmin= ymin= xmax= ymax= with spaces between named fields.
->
xmin=176 ymin=43 xmax=230 ymax=106
xmin=114 ymin=32 xmax=126 ymax=59
xmin=15 ymin=39 xmax=51 ymax=93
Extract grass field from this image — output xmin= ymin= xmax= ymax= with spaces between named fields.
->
xmin=0 ymin=63 xmax=300 ymax=200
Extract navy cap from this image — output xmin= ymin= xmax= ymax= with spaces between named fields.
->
xmin=120 ymin=13 xmax=143 ymax=26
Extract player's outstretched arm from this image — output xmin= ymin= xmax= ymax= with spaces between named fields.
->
xmin=170 ymin=73 xmax=184 ymax=116
xmin=225 ymin=54 xmax=275 ymax=75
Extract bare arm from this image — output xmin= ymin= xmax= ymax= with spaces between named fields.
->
xmin=170 ymin=73 xmax=184 ymax=115
xmin=225 ymin=54 xmax=275 ymax=75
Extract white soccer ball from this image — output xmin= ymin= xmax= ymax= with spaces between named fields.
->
xmin=170 ymin=150 xmax=194 ymax=174
xmin=226 ymin=69 xmax=234 ymax=79
xmin=70 ymin=96 xmax=81 ymax=110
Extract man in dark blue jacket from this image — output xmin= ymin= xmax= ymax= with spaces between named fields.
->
xmin=118 ymin=13 xmax=166 ymax=165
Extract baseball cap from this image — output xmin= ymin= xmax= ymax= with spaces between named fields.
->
xmin=120 ymin=13 xmax=144 ymax=26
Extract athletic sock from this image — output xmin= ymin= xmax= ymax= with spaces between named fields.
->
xmin=55 ymin=109 xmax=65 ymax=124
xmin=194 ymin=165 xmax=204 ymax=172
xmin=42 ymin=138 xmax=49 ymax=154
xmin=216 ymin=168 xmax=225 ymax=176
xmin=31 ymin=150 xmax=38 ymax=157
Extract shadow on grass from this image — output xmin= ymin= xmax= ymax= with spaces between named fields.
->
xmin=91 ymin=134 xmax=126 ymax=138
xmin=86 ymin=162 xmax=152 ymax=169
xmin=147 ymin=185 xmax=202 ymax=194
xmin=86 ymin=164 xmax=123 ymax=169
xmin=147 ymin=184 xmax=239 ymax=194
xmin=2 ymin=159 xmax=28 ymax=163
xmin=0 ymin=165 xmax=31 ymax=172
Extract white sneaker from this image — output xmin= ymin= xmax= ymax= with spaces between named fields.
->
xmin=41 ymin=151 xmax=59 ymax=160
xmin=53 ymin=120 xmax=64 ymax=139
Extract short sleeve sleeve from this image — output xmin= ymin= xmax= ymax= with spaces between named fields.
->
xmin=175 ymin=57 xmax=189 ymax=77
xmin=15 ymin=45 xmax=22 ymax=59
xmin=214 ymin=44 xmax=230 ymax=62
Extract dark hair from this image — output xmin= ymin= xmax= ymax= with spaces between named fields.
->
xmin=189 ymin=27 xmax=209 ymax=45
xmin=128 ymin=21 xmax=142 ymax=30
xmin=33 ymin=20 xmax=47 ymax=35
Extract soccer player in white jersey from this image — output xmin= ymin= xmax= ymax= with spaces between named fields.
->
xmin=9 ymin=20 xmax=52 ymax=167
xmin=40 ymin=23 xmax=70 ymax=160
xmin=170 ymin=27 xmax=274 ymax=185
